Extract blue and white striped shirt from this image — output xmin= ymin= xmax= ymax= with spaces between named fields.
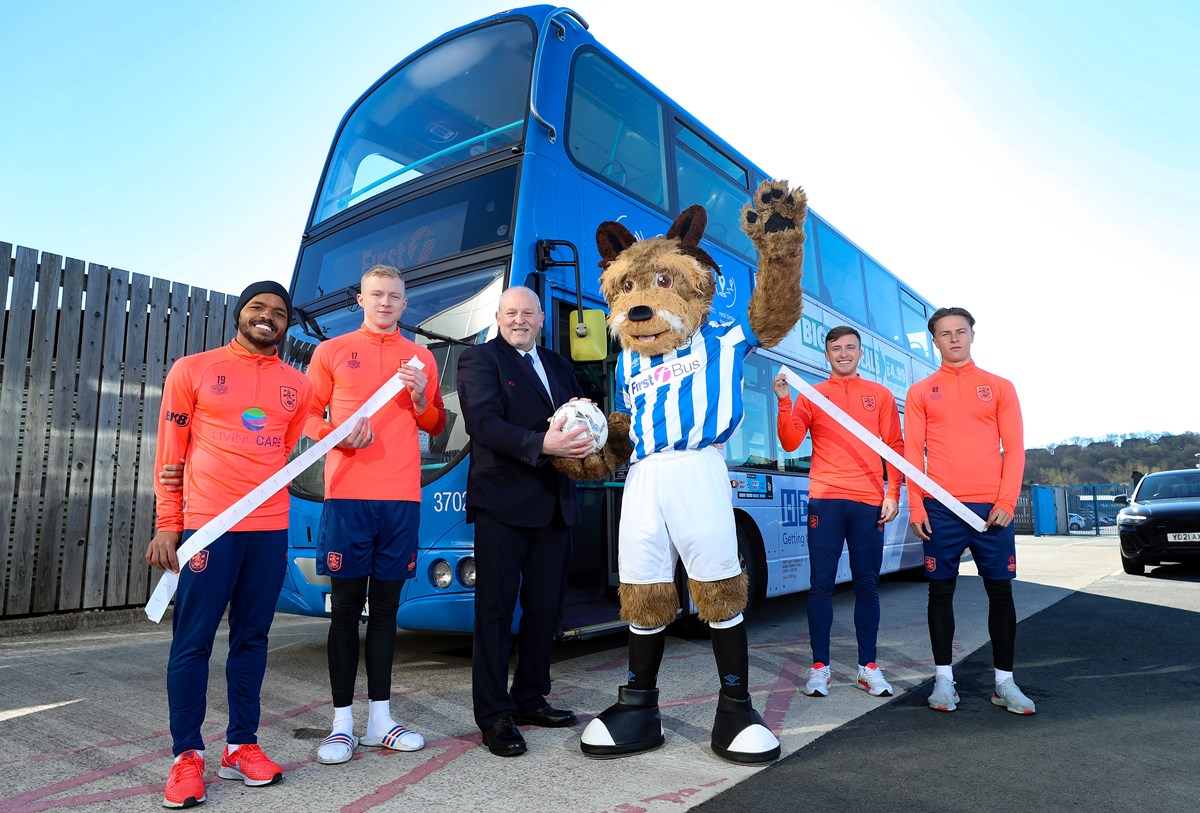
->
xmin=615 ymin=315 xmax=760 ymax=463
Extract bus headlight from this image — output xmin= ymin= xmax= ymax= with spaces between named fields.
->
xmin=458 ymin=557 xmax=476 ymax=588
xmin=430 ymin=559 xmax=453 ymax=589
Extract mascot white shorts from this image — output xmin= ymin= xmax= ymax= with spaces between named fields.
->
xmin=618 ymin=447 xmax=741 ymax=584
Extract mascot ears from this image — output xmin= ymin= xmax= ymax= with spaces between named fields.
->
xmin=665 ymin=204 xmax=707 ymax=245
xmin=596 ymin=220 xmax=636 ymax=267
xmin=596 ymin=204 xmax=719 ymax=274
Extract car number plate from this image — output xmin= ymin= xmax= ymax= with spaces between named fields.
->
xmin=1167 ymin=532 xmax=1200 ymax=542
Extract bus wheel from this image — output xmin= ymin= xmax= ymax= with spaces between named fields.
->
xmin=737 ymin=524 xmax=762 ymax=612
xmin=668 ymin=561 xmax=710 ymax=639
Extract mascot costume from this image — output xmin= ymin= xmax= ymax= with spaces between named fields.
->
xmin=555 ymin=179 xmax=806 ymax=763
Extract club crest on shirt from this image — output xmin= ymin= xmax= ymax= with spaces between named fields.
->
xmin=327 ymin=552 xmax=343 ymax=572
xmin=346 ymin=359 xmax=361 ymax=369
xmin=976 ymin=385 xmax=993 ymax=402
xmin=861 ymin=395 xmax=877 ymax=412
xmin=280 ymin=386 xmax=299 ymax=412
xmin=930 ymin=386 xmax=941 ymax=401
xmin=189 ymin=551 xmax=209 ymax=573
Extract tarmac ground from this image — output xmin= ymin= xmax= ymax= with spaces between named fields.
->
xmin=1 ymin=534 xmax=1195 ymax=813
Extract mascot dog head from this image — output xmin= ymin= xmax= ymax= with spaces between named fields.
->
xmin=596 ymin=206 xmax=718 ymax=358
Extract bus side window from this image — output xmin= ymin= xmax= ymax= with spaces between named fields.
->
xmin=723 ymin=355 xmax=781 ymax=471
xmin=674 ymin=125 xmax=755 ymax=260
xmin=863 ymin=258 xmax=904 ymax=348
xmin=814 ymin=221 xmax=868 ymax=327
xmin=567 ymin=52 xmax=667 ymax=209
xmin=900 ymin=288 xmax=933 ymax=363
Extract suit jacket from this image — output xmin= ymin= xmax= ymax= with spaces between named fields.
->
xmin=456 ymin=337 xmax=583 ymax=528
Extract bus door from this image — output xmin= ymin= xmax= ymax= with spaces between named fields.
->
xmin=552 ymin=298 xmax=625 ymax=637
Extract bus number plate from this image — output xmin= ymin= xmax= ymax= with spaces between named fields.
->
xmin=324 ymin=594 xmax=369 ymax=616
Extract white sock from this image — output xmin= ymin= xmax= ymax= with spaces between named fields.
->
xmin=175 ymin=750 xmax=204 ymax=762
xmin=367 ymin=700 xmax=394 ymax=738
xmin=366 ymin=699 xmax=425 ymax=750
xmin=225 ymin=744 xmax=240 ymax=754
xmin=332 ymin=704 xmax=354 ymax=735
xmin=935 ymin=665 xmax=954 ymax=681
xmin=994 ymin=669 xmax=1014 ymax=687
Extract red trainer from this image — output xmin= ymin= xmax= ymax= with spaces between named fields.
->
xmin=163 ymin=750 xmax=206 ymax=809
xmin=217 ymin=744 xmax=283 ymax=787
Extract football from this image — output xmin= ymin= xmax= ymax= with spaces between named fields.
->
xmin=551 ymin=400 xmax=609 ymax=455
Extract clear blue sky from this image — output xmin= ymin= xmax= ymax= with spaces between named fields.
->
xmin=2 ymin=0 xmax=1197 ymax=447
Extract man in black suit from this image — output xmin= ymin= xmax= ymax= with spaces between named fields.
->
xmin=456 ymin=285 xmax=595 ymax=757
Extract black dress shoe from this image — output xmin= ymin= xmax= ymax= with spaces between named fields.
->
xmin=481 ymin=715 xmax=527 ymax=757
xmin=513 ymin=703 xmax=578 ymax=728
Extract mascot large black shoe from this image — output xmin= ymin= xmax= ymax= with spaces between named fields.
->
xmin=557 ymin=180 xmax=807 ymax=764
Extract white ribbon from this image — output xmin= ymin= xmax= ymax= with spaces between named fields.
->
xmin=779 ymin=365 xmax=987 ymax=533
xmin=145 ymin=357 xmax=425 ymax=623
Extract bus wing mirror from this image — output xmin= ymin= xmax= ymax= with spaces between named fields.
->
xmin=569 ymin=309 xmax=608 ymax=362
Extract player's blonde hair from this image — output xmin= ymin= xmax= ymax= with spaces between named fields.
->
xmin=362 ymin=264 xmax=404 ymax=285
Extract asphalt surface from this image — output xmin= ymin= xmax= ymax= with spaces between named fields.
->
xmin=696 ymin=561 xmax=1200 ymax=813
xmin=0 ymin=536 xmax=1195 ymax=813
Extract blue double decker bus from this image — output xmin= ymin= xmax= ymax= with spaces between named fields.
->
xmin=277 ymin=6 xmax=940 ymax=636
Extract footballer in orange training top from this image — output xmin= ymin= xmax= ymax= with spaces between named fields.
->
xmin=304 ymin=265 xmax=446 ymax=765
xmin=903 ymin=306 xmax=1035 ymax=716
xmin=147 ymin=280 xmax=313 ymax=806
xmin=774 ymin=325 xmax=902 ymax=699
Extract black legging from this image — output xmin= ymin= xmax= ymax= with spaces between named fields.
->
xmin=327 ymin=576 xmax=403 ymax=707
xmin=927 ymin=576 xmax=1016 ymax=672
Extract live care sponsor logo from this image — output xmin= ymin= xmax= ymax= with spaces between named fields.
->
xmin=208 ymin=428 xmax=284 ymax=447
xmin=629 ymin=358 xmax=702 ymax=395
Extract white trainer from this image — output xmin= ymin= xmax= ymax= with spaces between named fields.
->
xmin=991 ymin=677 xmax=1036 ymax=715
xmin=804 ymin=663 xmax=831 ymax=697
xmin=856 ymin=663 xmax=894 ymax=697
xmin=928 ymin=676 xmax=959 ymax=712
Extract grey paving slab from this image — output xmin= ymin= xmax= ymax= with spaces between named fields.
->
xmin=0 ymin=537 xmax=1130 ymax=812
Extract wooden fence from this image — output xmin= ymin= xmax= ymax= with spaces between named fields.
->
xmin=0 ymin=242 xmax=237 ymax=618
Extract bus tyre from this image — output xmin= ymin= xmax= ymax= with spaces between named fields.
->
xmin=580 ymin=687 xmax=665 ymax=759
xmin=736 ymin=525 xmax=761 ymax=611
xmin=710 ymin=692 xmax=780 ymax=765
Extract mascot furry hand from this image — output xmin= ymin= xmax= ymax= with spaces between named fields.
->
xmin=577 ymin=179 xmax=806 ymax=765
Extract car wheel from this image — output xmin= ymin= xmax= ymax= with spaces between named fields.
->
xmin=1121 ymin=555 xmax=1145 ymax=576
xmin=1070 ymin=522 xmax=1081 ymax=531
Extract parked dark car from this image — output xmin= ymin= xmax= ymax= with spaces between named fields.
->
xmin=1115 ymin=469 xmax=1200 ymax=575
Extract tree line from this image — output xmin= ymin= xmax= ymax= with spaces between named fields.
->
xmin=1023 ymin=432 xmax=1200 ymax=486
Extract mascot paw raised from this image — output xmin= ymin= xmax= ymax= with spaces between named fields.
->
xmin=580 ymin=179 xmax=805 ymax=764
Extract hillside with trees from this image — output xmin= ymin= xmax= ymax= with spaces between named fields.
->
xmin=1024 ymin=432 xmax=1200 ymax=485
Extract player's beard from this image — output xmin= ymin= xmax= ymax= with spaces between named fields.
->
xmin=238 ymin=316 xmax=280 ymax=349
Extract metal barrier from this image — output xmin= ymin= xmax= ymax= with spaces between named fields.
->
xmin=1064 ymin=483 xmax=1126 ymax=536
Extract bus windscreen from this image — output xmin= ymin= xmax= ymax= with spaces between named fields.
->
xmin=313 ymin=20 xmax=534 ymax=224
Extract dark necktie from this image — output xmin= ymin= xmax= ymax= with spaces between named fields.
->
xmin=524 ymin=352 xmax=552 ymax=403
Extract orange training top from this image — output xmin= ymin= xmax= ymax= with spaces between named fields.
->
xmin=903 ymin=360 xmax=1024 ymax=525
xmin=777 ymin=375 xmax=903 ymax=504
xmin=155 ymin=340 xmax=313 ymax=532
xmin=304 ymin=326 xmax=446 ymax=501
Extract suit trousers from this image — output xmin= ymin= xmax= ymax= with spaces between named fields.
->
xmin=471 ymin=510 xmax=572 ymax=730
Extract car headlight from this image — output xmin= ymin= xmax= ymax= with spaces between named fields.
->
xmin=458 ymin=557 xmax=476 ymax=588
xmin=430 ymin=559 xmax=453 ymax=589
xmin=1118 ymin=514 xmax=1149 ymax=525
